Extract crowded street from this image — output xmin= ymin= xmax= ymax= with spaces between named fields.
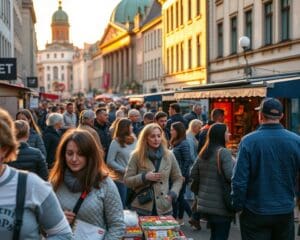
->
xmin=1 ymin=0 xmax=300 ymax=240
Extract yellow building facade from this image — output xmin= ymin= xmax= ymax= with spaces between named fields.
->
xmin=160 ymin=0 xmax=207 ymax=90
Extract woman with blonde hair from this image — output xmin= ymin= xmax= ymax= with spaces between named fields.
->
xmin=49 ymin=129 xmax=125 ymax=239
xmin=124 ymin=123 xmax=183 ymax=216
xmin=186 ymin=119 xmax=203 ymax=162
xmin=16 ymin=108 xmax=46 ymax=157
xmin=0 ymin=108 xmax=72 ymax=239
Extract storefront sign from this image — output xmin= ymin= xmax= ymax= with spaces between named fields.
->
xmin=0 ymin=58 xmax=17 ymax=80
xmin=27 ymin=77 xmax=38 ymax=88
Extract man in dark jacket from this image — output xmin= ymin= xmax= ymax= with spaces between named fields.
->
xmin=9 ymin=120 xmax=48 ymax=180
xmin=166 ymin=103 xmax=187 ymax=134
xmin=232 ymin=98 xmax=300 ymax=240
xmin=183 ymin=104 xmax=202 ymax=126
xmin=94 ymin=108 xmax=112 ymax=161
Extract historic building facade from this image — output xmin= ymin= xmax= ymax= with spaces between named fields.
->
xmin=0 ymin=0 xmax=13 ymax=58
xmin=160 ymin=0 xmax=207 ymax=90
xmin=37 ymin=1 xmax=74 ymax=97
xmin=209 ymin=0 xmax=300 ymax=83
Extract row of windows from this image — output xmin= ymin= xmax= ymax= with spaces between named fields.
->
xmin=47 ymin=53 xmax=65 ymax=59
xmin=217 ymin=0 xmax=290 ymax=57
xmin=166 ymin=35 xmax=201 ymax=74
xmin=165 ymin=0 xmax=201 ymax=34
xmin=144 ymin=29 xmax=162 ymax=53
xmin=144 ymin=58 xmax=162 ymax=81
xmin=0 ymin=0 xmax=11 ymax=28
xmin=47 ymin=67 xmax=65 ymax=82
xmin=0 ymin=33 xmax=11 ymax=57
xmin=47 ymin=65 xmax=64 ymax=71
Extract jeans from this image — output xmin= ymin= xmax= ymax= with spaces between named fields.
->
xmin=114 ymin=181 xmax=127 ymax=209
xmin=239 ymin=209 xmax=294 ymax=240
xmin=207 ymin=214 xmax=232 ymax=240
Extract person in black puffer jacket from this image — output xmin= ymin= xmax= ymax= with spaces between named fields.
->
xmin=8 ymin=120 xmax=48 ymax=180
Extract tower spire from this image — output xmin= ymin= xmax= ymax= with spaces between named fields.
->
xmin=58 ymin=0 xmax=62 ymax=9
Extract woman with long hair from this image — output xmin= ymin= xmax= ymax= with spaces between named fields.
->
xmin=190 ymin=123 xmax=234 ymax=240
xmin=107 ymin=118 xmax=137 ymax=208
xmin=49 ymin=129 xmax=125 ymax=239
xmin=169 ymin=121 xmax=193 ymax=225
xmin=0 ymin=108 xmax=72 ymax=239
xmin=16 ymin=109 xmax=46 ymax=157
xmin=124 ymin=123 xmax=183 ymax=216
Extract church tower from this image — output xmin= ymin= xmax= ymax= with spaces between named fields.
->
xmin=51 ymin=0 xmax=69 ymax=43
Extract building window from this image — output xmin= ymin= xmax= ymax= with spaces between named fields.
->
xmin=54 ymin=53 xmax=57 ymax=58
xmin=230 ymin=16 xmax=237 ymax=54
xmin=61 ymin=73 xmax=64 ymax=81
xmin=264 ymin=2 xmax=273 ymax=45
xmin=180 ymin=42 xmax=184 ymax=71
xmin=197 ymin=35 xmax=201 ymax=67
xmin=180 ymin=0 xmax=183 ymax=25
xmin=281 ymin=0 xmax=290 ymax=41
xmin=53 ymin=66 xmax=58 ymax=79
xmin=61 ymin=53 xmax=64 ymax=58
xmin=175 ymin=1 xmax=178 ymax=28
xmin=166 ymin=9 xmax=169 ymax=33
xmin=176 ymin=44 xmax=179 ymax=72
xmin=188 ymin=39 xmax=192 ymax=69
xmin=158 ymin=29 xmax=161 ymax=47
xmin=47 ymin=74 xmax=50 ymax=81
xmin=47 ymin=54 xmax=50 ymax=59
xmin=47 ymin=66 xmax=50 ymax=71
xmin=196 ymin=0 xmax=200 ymax=16
xmin=217 ymin=22 xmax=223 ymax=57
xmin=188 ymin=0 xmax=192 ymax=20
xmin=170 ymin=6 xmax=174 ymax=31
xmin=171 ymin=46 xmax=174 ymax=73
xmin=245 ymin=10 xmax=253 ymax=49
xmin=167 ymin=48 xmax=170 ymax=74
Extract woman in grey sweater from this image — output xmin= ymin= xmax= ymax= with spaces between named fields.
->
xmin=107 ymin=118 xmax=136 ymax=208
xmin=50 ymin=129 xmax=125 ymax=240
xmin=190 ymin=123 xmax=234 ymax=240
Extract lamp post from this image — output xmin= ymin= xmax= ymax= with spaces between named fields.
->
xmin=239 ymin=36 xmax=252 ymax=79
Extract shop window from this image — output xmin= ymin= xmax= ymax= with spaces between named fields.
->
xmin=264 ymin=2 xmax=273 ymax=45
xmin=281 ymin=0 xmax=290 ymax=41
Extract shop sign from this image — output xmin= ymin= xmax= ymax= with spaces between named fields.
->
xmin=27 ymin=77 xmax=38 ymax=88
xmin=0 ymin=58 xmax=17 ymax=80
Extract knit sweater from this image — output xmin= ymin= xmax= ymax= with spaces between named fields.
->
xmin=0 ymin=166 xmax=72 ymax=239
xmin=55 ymin=177 xmax=125 ymax=240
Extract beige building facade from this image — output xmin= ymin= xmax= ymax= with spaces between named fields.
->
xmin=209 ymin=0 xmax=300 ymax=83
xmin=160 ymin=0 xmax=207 ymax=90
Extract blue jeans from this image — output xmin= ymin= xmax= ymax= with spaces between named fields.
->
xmin=114 ymin=181 xmax=127 ymax=209
xmin=207 ymin=214 xmax=232 ymax=240
xmin=240 ymin=209 xmax=294 ymax=240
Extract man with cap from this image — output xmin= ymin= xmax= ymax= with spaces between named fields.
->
xmin=232 ymin=98 xmax=300 ymax=240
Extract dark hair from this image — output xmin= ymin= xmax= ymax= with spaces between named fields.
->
xmin=199 ymin=123 xmax=227 ymax=160
xmin=95 ymin=108 xmax=106 ymax=115
xmin=114 ymin=118 xmax=134 ymax=147
xmin=16 ymin=109 xmax=41 ymax=136
xmin=49 ymin=129 xmax=108 ymax=191
xmin=143 ymin=112 xmax=154 ymax=121
xmin=170 ymin=121 xmax=186 ymax=146
xmin=66 ymin=102 xmax=73 ymax=108
xmin=211 ymin=108 xmax=224 ymax=121
xmin=170 ymin=103 xmax=181 ymax=113
xmin=155 ymin=111 xmax=168 ymax=121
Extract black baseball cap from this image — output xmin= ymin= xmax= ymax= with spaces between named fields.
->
xmin=255 ymin=98 xmax=283 ymax=118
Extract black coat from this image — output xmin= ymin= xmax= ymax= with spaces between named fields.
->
xmin=43 ymin=126 xmax=61 ymax=168
xmin=8 ymin=142 xmax=48 ymax=180
xmin=172 ymin=139 xmax=193 ymax=178
xmin=183 ymin=111 xmax=199 ymax=126
xmin=94 ymin=120 xmax=112 ymax=155
xmin=166 ymin=113 xmax=188 ymax=134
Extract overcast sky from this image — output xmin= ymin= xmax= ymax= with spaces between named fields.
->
xmin=32 ymin=0 xmax=121 ymax=50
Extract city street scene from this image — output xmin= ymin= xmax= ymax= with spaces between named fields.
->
xmin=0 ymin=0 xmax=300 ymax=239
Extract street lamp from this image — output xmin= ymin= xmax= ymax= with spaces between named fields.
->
xmin=239 ymin=36 xmax=252 ymax=78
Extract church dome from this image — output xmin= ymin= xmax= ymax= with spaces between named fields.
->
xmin=110 ymin=0 xmax=151 ymax=24
xmin=52 ymin=2 xmax=69 ymax=24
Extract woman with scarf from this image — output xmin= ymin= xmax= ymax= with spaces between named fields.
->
xmin=124 ymin=123 xmax=183 ymax=216
xmin=49 ymin=129 xmax=125 ymax=239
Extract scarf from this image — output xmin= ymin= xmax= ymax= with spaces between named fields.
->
xmin=64 ymin=168 xmax=86 ymax=193
xmin=147 ymin=145 xmax=163 ymax=165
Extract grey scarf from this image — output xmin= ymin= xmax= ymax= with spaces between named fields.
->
xmin=64 ymin=168 xmax=85 ymax=193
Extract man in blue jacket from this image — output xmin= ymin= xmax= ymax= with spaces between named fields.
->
xmin=232 ymin=98 xmax=300 ymax=240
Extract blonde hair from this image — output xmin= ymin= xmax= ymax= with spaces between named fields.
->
xmin=14 ymin=120 xmax=30 ymax=140
xmin=132 ymin=123 xmax=169 ymax=168
xmin=187 ymin=119 xmax=203 ymax=134
xmin=0 ymin=108 xmax=17 ymax=162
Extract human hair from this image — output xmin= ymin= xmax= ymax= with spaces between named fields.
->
xmin=115 ymin=109 xmax=125 ymax=119
xmin=143 ymin=112 xmax=154 ymax=121
xmin=128 ymin=109 xmax=140 ymax=117
xmin=170 ymin=121 xmax=186 ymax=146
xmin=199 ymin=123 xmax=227 ymax=160
xmin=66 ymin=102 xmax=73 ymax=108
xmin=95 ymin=108 xmax=106 ymax=115
xmin=114 ymin=118 xmax=135 ymax=147
xmin=46 ymin=113 xmax=63 ymax=126
xmin=132 ymin=123 xmax=169 ymax=168
xmin=187 ymin=119 xmax=203 ymax=134
xmin=211 ymin=108 xmax=224 ymax=122
xmin=0 ymin=108 xmax=17 ymax=162
xmin=192 ymin=104 xmax=201 ymax=112
xmin=49 ymin=129 xmax=108 ymax=191
xmin=14 ymin=120 xmax=30 ymax=140
xmin=170 ymin=103 xmax=180 ymax=113
xmin=154 ymin=111 xmax=168 ymax=121
xmin=16 ymin=109 xmax=41 ymax=136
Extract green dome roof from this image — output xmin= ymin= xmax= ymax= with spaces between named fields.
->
xmin=110 ymin=0 xmax=151 ymax=24
xmin=52 ymin=5 xmax=69 ymax=24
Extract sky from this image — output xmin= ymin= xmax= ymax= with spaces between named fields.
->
xmin=33 ymin=0 xmax=121 ymax=50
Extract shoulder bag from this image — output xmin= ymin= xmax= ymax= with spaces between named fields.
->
xmin=216 ymin=148 xmax=236 ymax=213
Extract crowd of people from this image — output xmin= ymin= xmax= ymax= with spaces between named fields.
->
xmin=0 ymin=97 xmax=299 ymax=240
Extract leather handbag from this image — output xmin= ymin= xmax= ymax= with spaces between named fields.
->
xmin=136 ymin=187 xmax=154 ymax=205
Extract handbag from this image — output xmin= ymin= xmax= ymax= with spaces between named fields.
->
xmin=135 ymin=157 xmax=162 ymax=205
xmin=216 ymin=148 xmax=236 ymax=213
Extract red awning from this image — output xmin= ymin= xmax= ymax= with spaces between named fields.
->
xmin=40 ymin=92 xmax=59 ymax=100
